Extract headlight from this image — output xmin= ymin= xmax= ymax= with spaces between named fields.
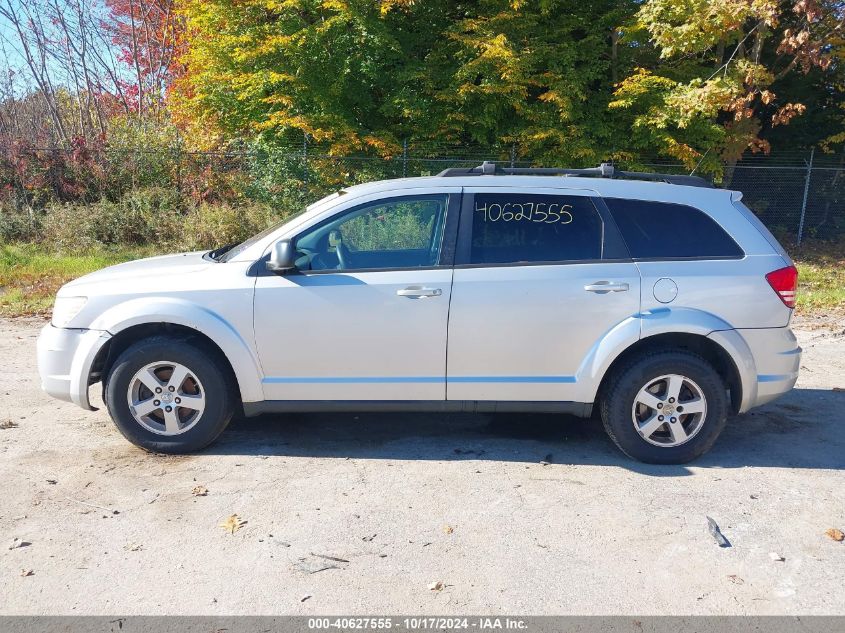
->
xmin=51 ymin=296 xmax=88 ymax=328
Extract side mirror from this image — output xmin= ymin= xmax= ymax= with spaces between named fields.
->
xmin=266 ymin=239 xmax=297 ymax=274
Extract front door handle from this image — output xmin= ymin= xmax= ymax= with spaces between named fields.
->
xmin=397 ymin=286 xmax=442 ymax=298
xmin=584 ymin=281 xmax=629 ymax=294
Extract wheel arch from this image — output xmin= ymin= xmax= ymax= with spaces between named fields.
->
xmin=87 ymin=298 xmax=263 ymax=407
xmin=597 ymin=332 xmax=745 ymax=414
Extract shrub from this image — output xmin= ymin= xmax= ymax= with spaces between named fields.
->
xmin=41 ymin=188 xmax=185 ymax=249
xmin=38 ymin=187 xmax=286 ymax=252
xmin=180 ymin=201 xmax=277 ymax=250
xmin=0 ymin=200 xmax=41 ymax=242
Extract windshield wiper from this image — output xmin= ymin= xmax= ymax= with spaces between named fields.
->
xmin=205 ymin=242 xmax=237 ymax=262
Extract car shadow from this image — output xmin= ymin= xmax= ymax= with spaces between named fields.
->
xmin=204 ymin=387 xmax=845 ymax=475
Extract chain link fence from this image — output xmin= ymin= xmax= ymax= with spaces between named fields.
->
xmin=2 ymin=143 xmax=843 ymax=243
xmin=251 ymin=143 xmax=845 ymax=243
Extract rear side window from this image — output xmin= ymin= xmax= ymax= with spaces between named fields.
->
xmin=605 ymin=198 xmax=743 ymax=259
xmin=469 ymin=193 xmax=603 ymax=265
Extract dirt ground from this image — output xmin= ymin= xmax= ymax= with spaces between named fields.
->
xmin=1 ymin=316 xmax=844 ymax=616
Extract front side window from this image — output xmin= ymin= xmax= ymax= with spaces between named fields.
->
xmin=294 ymin=194 xmax=448 ymax=271
xmin=604 ymin=198 xmax=744 ymax=259
xmin=469 ymin=193 xmax=603 ymax=265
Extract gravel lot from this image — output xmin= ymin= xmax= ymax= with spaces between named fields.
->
xmin=1 ymin=316 xmax=844 ymax=615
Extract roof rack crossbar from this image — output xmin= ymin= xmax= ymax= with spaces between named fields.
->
xmin=436 ymin=161 xmax=714 ymax=188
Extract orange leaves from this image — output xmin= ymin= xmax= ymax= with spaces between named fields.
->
xmin=772 ymin=103 xmax=807 ymax=126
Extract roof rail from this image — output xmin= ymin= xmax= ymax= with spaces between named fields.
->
xmin=436 ymin=161 xmax=714 ymax=188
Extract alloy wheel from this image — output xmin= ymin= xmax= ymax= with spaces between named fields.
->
xmin=631 ymin=373 xmax=707 ymax=447
xmin=127 ymin=361 xmax=206 ymax=435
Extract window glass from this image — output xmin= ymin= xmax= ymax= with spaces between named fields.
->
xmin=604 ymin=198 xmax=743 ymax=259
xmin=295 ymin=195 xmax=448 ymax=271
xmin=469 ymin=193 xmax=603 ymax=265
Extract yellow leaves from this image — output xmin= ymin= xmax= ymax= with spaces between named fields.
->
xmin=379 ymin=0 xmax=415 ymax=16
xmin=638 ymin=0 xmax=779 ymax=57
xmin=362 ymin=136 xmax=401 ymax=156
xmin=736 ymin=59 xmax=774 ymax=89
xmin=219 ymin=514 xmax=246 ymax=534
xmin=609 ymin=68 xmax=677 ymax=108
xmin=321 ymin=0 xmax=350 ymax=12
xmin=663 ymin=138 xmax=702 ymax=164
xmin=249 ymin=35 xmax=295 ymax=58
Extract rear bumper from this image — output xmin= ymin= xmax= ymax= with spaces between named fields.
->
xmin=36 ymin=324 xmax=111 ymax=410
xmin=741 ymin=326 xmax=801 ymax=408
xmin=708 ymin=326 xmax=801 ymax=413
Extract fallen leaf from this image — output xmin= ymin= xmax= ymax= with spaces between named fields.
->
xmin=300 ymin=595 xmax=312 ymax=602
xmin=428 ymin=581 xmax=444 ymax=591
xmin=826 ymin=528 xmax=844 ymax=542
xmin=0 ymin=419 xmax=18 ymax=429
xmin=443 ymin=525 xmax=454 ymax=534
xmin=727 ymin=574 xmax=744 ymax=585
xmin=219 ymin=514 xmax=246 ymax=534
xmin=192 ymin=485 xmax=208 ymax=497
xmin=769 ymin=552 xmax=785 ymax=562
xmin=20 ymin=569 xmax=33 ymax=577
xmin=46 ymin=479 xmax=57 ymax=485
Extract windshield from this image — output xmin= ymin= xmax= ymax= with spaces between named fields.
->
xmin=214 ymin=192 xmax=343 ymax=262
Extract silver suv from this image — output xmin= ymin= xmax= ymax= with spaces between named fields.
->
xmin=37 ymin=162 xmax=801 ymax=463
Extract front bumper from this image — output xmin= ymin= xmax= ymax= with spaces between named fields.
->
xmin=36 ymin=324 xmax=112 ymax=410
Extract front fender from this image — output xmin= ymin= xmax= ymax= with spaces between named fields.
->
xmin=89 ymin=297 xmax=264 ymax=403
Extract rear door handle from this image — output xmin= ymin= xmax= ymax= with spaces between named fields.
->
xmin=584 ymin=281 xmax=629 ymax=293
xmin=397 ymin=286 xmax=442 ymax=298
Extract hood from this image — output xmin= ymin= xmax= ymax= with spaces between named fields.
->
xmin=59 ymin=251 xmax=211 ymax=295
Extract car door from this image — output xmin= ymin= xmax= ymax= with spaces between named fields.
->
xmin=446 ymin=187 xmax=640 ymax=402
xmin=253 ymin=189 xmax=460 ymax=401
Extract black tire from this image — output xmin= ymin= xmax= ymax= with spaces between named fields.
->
xmin=599 ymin=350 xmax=728 ymax=464
xmin=104 ymin=336 xmax=235 ymax=453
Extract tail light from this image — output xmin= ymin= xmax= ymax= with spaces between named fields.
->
xmin=766 ymin=265 xmax=798 ymax=308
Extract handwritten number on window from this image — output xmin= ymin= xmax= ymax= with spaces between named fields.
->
xmin=477 ymin=201 xmax=573 ymax=224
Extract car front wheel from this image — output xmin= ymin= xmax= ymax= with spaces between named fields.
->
xmin=104 ymin=336 xmax=235 ymax=453
xmin=600 ymin=350 xmax=728 ymax=464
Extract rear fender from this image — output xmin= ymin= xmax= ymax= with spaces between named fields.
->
xmin=574 ymin=307 xmax=756 ymax=406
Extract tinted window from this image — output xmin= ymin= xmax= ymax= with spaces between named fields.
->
xmin=470 ymin=194 xmax=603 ymax=264
xmin=605 ymin=198 xmax=743 ymax=259
xmin=295 ymin=195 xmax=448 ymax=271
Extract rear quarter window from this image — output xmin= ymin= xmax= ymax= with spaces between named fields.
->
xmin=604 ymin=198 xmax=744 ymax=259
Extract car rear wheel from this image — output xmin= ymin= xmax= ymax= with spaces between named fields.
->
xmin=600 ymin=350 xmax=728 ymax=464
xmin=104 ymin=336 xmax=235 ymax=453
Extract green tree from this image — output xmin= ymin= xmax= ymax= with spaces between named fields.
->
xmin=609 ymin=0 xmax=844 ymax=175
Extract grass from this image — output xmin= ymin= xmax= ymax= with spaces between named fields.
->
xmin=790 ymin=239 xmax=845 ymax=316
xmin=0 ymin=240 xmax=843 ymax=319
xmin=0 ymin=244 xmax=160 ymax=317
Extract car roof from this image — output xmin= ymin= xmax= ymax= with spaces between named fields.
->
xmin=339 ymin=174 xmax=738 ymax=206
